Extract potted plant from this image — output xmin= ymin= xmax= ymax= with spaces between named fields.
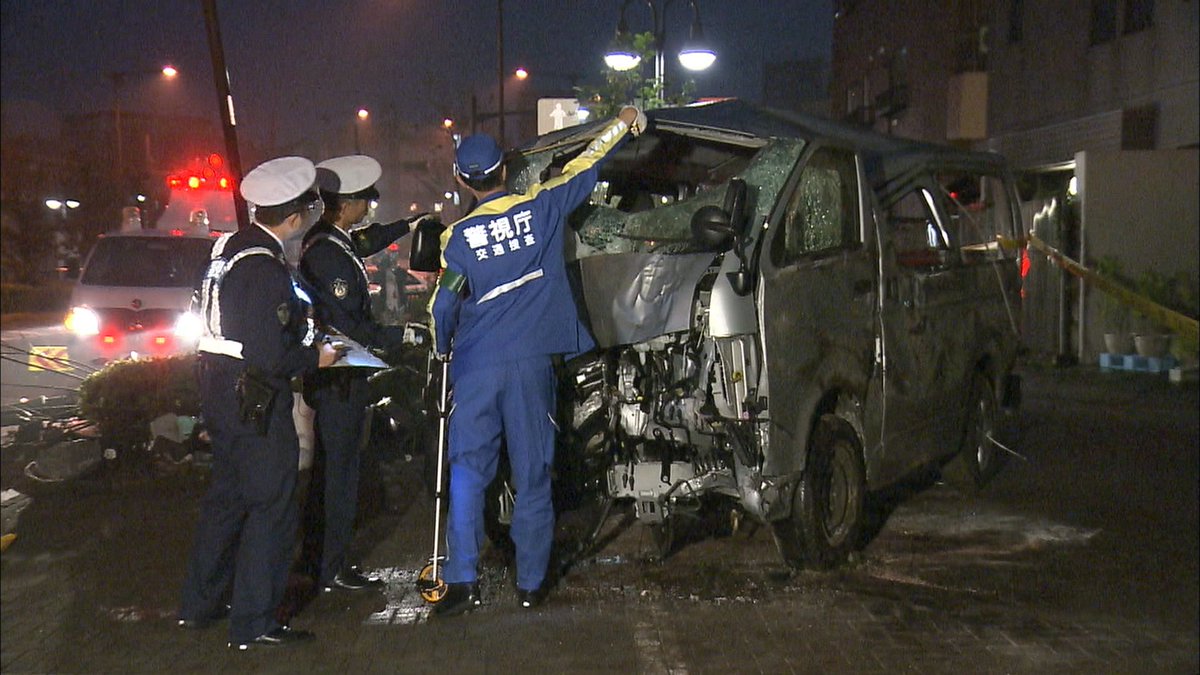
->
xmin=1094 ymin=256 xmax=1133 ymax=355
xmin=1132 ymin=269 xmax=1176 ymax=359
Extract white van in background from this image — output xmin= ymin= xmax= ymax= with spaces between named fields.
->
xmin=63 ymin=157 xmax=236 ymax=368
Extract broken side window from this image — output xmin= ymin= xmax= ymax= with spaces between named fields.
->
xmin=887 ymin=188 xmax=951 ymax=269
xmin=771 ymin=145 xmax=861 ymax=266
xmin=937 ymin=172 xmax=1017 ymax=264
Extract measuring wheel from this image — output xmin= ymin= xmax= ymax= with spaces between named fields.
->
xmin=417 ymin=559 xmax=448 ymax=603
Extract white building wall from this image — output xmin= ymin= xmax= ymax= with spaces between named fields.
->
xmin=1077 ymin=149 xmax=1200 ymax=360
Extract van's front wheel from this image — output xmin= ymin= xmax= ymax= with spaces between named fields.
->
xmin=772 ymin=414 xmax=866 ymax=570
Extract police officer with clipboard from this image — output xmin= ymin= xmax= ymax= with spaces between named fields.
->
xmin=297 ymin=155 xmax=437 ymax=593
xmin=178 ymin=157 xmax=343 ymax=650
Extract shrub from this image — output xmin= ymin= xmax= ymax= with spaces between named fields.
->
xmin=78 ymin=354 xmax=201 ymax=449
xmin=0 ymin=281 xmax=72 ymax=315
xmin=1093 ymin=256 xmax=1132 ymax=333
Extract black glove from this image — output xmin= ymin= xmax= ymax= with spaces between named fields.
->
xmin=409 ymin=216 xmax=446 ymax=272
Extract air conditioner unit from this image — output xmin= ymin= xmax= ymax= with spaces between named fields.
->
xmin=946 ymin=72 xmax=988 ymax=141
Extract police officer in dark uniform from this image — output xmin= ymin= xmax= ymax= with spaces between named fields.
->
xmin=297 ymin=155 xmax=436 ymax=592
xmin=428 ymin=106 xmax=644 ymax=616
xmin=178 ymin=156 xmax=343 ymax=649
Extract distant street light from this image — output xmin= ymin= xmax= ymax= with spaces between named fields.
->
xmin=45 ymin=198 xmax=81 ymax=213
xmin=604 ymin=0 xmax=716 ymax=100
xmin=514 ymin=67 xmax=528 ymax=80
xmin=45 ymin=198 xmax=82 ymax=276
xmin=354 ymin=108 xmax=369 ymax=153
xmin=108 ymin=65 xmax=178 ymax=188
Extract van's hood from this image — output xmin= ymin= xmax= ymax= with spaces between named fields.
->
xmin=70 ymin=285 xmax=193 ymax=312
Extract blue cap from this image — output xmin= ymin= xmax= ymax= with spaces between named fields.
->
xmin=454 ymin=134 xmax=503 ymax=179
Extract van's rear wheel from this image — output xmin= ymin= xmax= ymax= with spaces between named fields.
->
xmin=941 ymin=372 xmax=1005 ymax=494
xmin=772 ymin=414 xmax=866 ymax=570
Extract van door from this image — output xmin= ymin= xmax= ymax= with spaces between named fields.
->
xmin=876 ymin=184 xmax=968 ymax=475
xmin=876 ymin=168 xmax=1022 ymax=475
xmin=760 ymin=144 xmax=876 ymax=476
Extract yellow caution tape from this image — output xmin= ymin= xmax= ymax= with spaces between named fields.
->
xmin=997 ymin=233 xmax=1199 ymax=348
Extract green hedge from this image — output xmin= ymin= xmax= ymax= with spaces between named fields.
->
xmin=76 ymin=345 xmax=432 ymax=450
xmin=78 ymin=354 xmax=201 ymax=449
xmin=0 ymin=281 xmax=73 ymax=315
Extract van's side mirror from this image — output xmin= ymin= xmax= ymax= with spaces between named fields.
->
xmin=689 ymin=178 xmax=750 ymax=249
xmin=723 ymin=178 xmax=748 ymax=237
xmin=690 ymin=178 xmax=754 ymax=296
xmin=690 ymin=205 xmax=734 ymax=249
xmin=409 ymin=219 xmax=445 ymax=272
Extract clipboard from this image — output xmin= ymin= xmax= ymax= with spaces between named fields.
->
xmin=323 ymin=330 xmax=389 ymax=369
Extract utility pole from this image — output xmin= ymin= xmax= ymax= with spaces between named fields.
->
xmin=201 ymin=0 xmax=250 ymax=230
xmin=497 ymin=0 xmax=505 ymax=146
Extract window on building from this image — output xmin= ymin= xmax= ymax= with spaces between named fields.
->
xmin=1007 ymin=0 xmax=1024 ymax=43
xmin=772 ymin=146 xmax=861 ymax=266
xmin=1124 ymin=0 xmax=1154 ymax=34
xmin=1090 ymin=0 xmax=1118 ymax=44
xmin=1121 ymin=104 xmax=1158 ymax=149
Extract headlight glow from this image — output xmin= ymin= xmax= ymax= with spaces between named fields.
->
xmin=174 ymin=311 xmax=204 ymax=342
xmin=65 ymin=307 xmax=100 ymax=336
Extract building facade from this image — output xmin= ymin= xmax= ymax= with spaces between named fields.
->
xmin=830 ymin=0 xmax=1199 ymax=363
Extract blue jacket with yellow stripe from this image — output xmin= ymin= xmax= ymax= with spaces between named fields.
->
xmin=430 ymin=116 xmax=632 ymax=376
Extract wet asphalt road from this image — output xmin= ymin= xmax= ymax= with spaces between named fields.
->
xmin=1 ymin=362 xmax=1197 ymax=673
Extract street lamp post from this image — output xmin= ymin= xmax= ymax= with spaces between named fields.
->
xmin=355 ymin=108 xmax=369 ymax=154
xmin=497 ymin=0 xmax=505 ymax=146
xmin=45 ymin=198 xmax=82 ymax=278
xmin=108 ymin=65 xmax=177 ymax=189
xmin=604 ymin=0 xmax=716 ymax=102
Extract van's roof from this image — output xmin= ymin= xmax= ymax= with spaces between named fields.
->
xmin=522 ymin=98 xmax=1010 ymax=195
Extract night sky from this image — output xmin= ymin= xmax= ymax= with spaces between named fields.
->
xmin=1 ymin=0 xmax=832 ymax=151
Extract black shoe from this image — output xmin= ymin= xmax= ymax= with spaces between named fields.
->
xmin=516 ymin=583 xmax=549 ymax=609
xmin=323 ymin=566 xmax=383 ymax=592
xmin=228 ymin=625 xmax=315 ymax=650
xmin=430 ymin=582 xmax=481 ymax=618
xmin=177 ymin=603 xmax=231 ymax=630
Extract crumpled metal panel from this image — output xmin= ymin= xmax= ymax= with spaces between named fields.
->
xmin=577 ymin=252 xmax=717 ymax=348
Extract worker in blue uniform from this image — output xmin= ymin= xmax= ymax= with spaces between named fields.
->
xmin=178 ymin=156 xmax=344 ymax=650
xmin=429 ymin=105 xmax=644 ymax=616
xmin=297 ymin=155 xmax=436 ymax=592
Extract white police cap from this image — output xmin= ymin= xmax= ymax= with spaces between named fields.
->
xmin=240 ymin=156 xmax=317 ymax=207
xmin=316 ymin=155 xmax=382 ymax=199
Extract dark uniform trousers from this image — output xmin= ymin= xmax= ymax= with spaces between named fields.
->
xmin=180 ymin=355 xmax=300 ymax=642
xmin=301 ymin=372 xmax=372 ymax=585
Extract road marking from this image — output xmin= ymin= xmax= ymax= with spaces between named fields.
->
xmin=28 ymin=346 xmax=72 ymax=373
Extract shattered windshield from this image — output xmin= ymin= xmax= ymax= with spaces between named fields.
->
xmin=514 ymin=131 xmax=805 ymax=258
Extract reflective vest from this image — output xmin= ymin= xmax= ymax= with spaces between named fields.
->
xmin=195 ymin=233 xmax=315 ymax=358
